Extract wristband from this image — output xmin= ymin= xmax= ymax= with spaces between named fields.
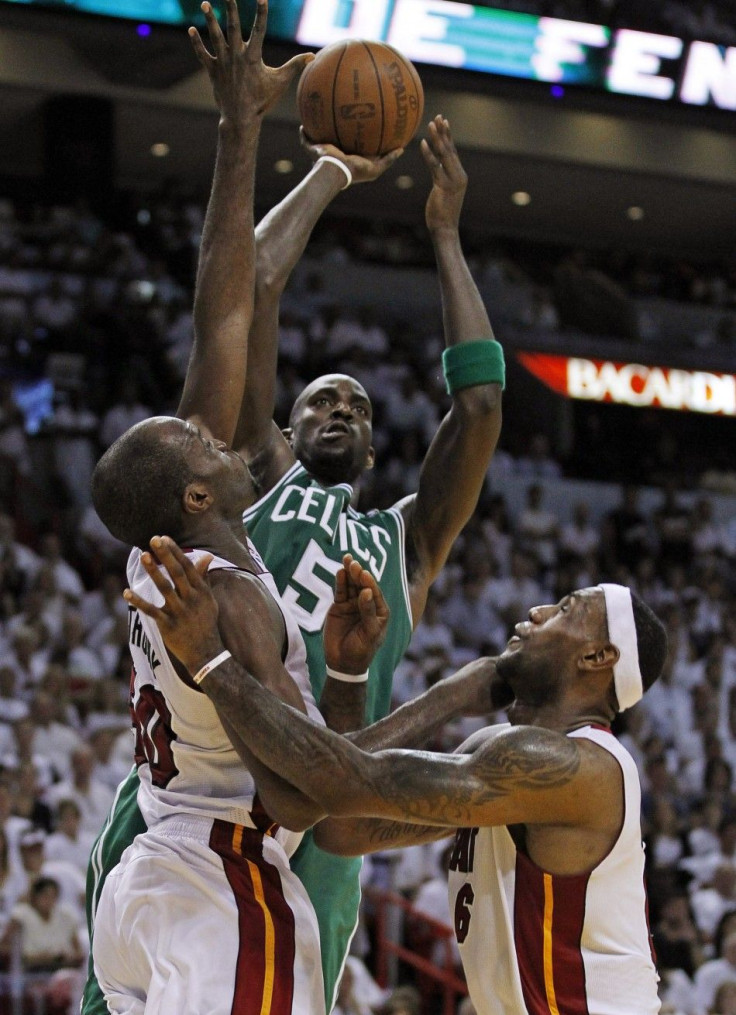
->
xmin=442 ymin=339 xmax=505 ymax=395
xmin=325 ymin=665 xmax=369 ymax=684
xmin=316 ymin=155 xmax=352 ymax=190
xmin=192 ymin=650 xmax=232 ymax=686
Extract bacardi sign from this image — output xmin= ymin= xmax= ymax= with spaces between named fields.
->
xmin=517 ymin=352 xmax=736 ymax=415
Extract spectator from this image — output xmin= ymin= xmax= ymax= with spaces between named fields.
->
xmin=696 ymin=933 xmax=736 ymax=1015
xmin=99 ymin=376 xmax=151 ymax=450
xmin=711 ymin=980 xmax=736 ymax=1014
xmin=44 ymin=799 xmax=95 ymax=874
xmin=45 ymin=745 xmax=114 ymax=836
xmin=1 ymin=876 xmax=83 ymax=973
xmin=602 ymin=484 xmax=651 ymax=572
xmin=36 ymin=533 xmax=84 ymax=604
xmin=559 ymin=500 xmax=600 ymax=563
xmin=516 ymin=432 xmax=562 ymax=479
xmin=516 ymin=483 xmax=560 ymax=572
xmin=691 ymin=864 xmax=736 ymax=943
xmin=653 ymin=893 xmax=703 ymax=979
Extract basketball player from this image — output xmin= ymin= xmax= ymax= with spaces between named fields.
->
xmin=87 ymin=110 xmax=505 ymax=1012
xmin=235 ymin=112 xmax=505 ymax=1006
xmin=81 ymin=0 xmax=325 ymax=1011
xmin=128 ymin=537 xmax=667 ymax=1015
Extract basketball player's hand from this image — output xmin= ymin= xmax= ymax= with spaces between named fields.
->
xmin=300 ymin=129 xmax=404 ymax=184
xmin=421 ymin=115 xmax=467 ymax=233
xmin=443 ymin=657 xmax=514 ymax=715
xmin=123 ymin=536 xmax=224 ymax=675
xmin=324 ymin=554 xmax=390 ymax=674
xmin=189 ymin=0 xmax=315 ymax=122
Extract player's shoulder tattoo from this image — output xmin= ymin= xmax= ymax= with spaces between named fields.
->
xmin=471 ymin=725 xmax=581 ymax=798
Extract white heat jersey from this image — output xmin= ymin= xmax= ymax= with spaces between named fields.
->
xmin=447 ymin=724 xmax=660 ymax=1015
xmin=126 ymin=541 xmax=323 ymax=859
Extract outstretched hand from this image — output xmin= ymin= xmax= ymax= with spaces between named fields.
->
xmin=420 ymin=115 xmax=468 ymax=233
xmin=123 ymin=537 xmax=223 ymax=674
xmin=300 ymin=128 xmax=404 ymax=185
xmin=190 ymin=0 xmax=314 ymax=123
xmin=324 ymin=554 xmax=390 ymax=675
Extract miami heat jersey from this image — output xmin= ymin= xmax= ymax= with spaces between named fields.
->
xmin=447 ymin=725 xmax=659 ymax=1015
xmin=126 ymin=542 xmax=322 ymax=860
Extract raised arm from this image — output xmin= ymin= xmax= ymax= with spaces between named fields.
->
xmin=176 ymin=0 xmax=312 ymax=443
xmin=404 ymin=117 xmax=503 ymax=624
xmin=233 ymin=142 xmax=403 ymax=493
xmin=126 ymin=539 xmax=608 ymax=836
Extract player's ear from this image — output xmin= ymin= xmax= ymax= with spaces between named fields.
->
xmin=365 ymin=446 xmax=376 ymax=471
xmin=282 ymin=427 xmax=294 ymax=447
xmin=579 ymin=642 xmax=619 ymax=673
xmin=182 ymin=481 xmax=214 ymax=516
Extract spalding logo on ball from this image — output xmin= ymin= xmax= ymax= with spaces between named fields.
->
xmin=297 ymin=40 xmax=425 ymax=157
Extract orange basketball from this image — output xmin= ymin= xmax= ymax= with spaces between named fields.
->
xmin=297 ymin=40 xmax=424 ymax=157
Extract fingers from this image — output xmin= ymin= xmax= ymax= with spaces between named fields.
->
xmin=246 ymin=0 xmax=268 ymax=62
xmin=423 ymin=115 xmax=466 ymax=185
xmin=420 ymin=137 xmax=443 ymax=177
xmin=149 ymin=536 xmax=205 ymax=599
xmin=200 ymin=2 xmax=227 ymax=62
xmin=133 ymin=551 xmax=176 ymax=601
xmin=333 ymin=566 xmax=347 ymax=604
xmin=225 ymin=0 xmax=242 ymax=50
xmin=194 ymin=553 xmax=214 ymax=577
xmin=357 ymin=585 xmax=377 ymax=619
xmin=122 ymin=587 xmax=163 ymax=620
xmin=342 ymin=555 xmax=390 ymax=619
xmin=188 ymin=26 xmax=213 ymax=68
xmin=377 ymin=148 xmax=404 ymax=171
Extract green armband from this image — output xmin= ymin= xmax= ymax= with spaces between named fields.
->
xmin=442 ymin=339 xmax=505 ymax=395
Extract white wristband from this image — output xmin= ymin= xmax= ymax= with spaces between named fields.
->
xmin=316 ymin=155 xmax=352 ymax=190
xmin=325 ymin=664 xmax=369 ymax=684
xmin=192 ymin=650 xmax=232 ymax=686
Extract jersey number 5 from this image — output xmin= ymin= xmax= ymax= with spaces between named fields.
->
xmin=132 ymin=684 xmax=179 ymax=788
xmin=280 ymin=539 xmax=342 ymax=633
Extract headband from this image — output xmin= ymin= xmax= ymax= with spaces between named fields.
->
xmin=598 ymin=583 xmax=643 ymax=712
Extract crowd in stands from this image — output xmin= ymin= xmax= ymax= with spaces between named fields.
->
xmin=2 ymin=191 xmax=736 ymax=1012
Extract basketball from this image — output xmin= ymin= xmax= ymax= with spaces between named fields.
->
xmin=297 ymin=40 xmax=425 ymax=157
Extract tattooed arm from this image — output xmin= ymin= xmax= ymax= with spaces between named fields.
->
xmin=126 ymin=539 xmax=614 ymax=834
xmin=314 ymin=817 xmax=453 ymax=856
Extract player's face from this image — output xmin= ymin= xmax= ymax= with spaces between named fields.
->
xmin=496 ymin=588 xmax=607 ymax=705
xmin=289 ymin=375 xmax=375 ymax=486
xmin=179 ymin=421 xmax=255 ymax=515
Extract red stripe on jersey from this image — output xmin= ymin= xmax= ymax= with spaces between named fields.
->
xmin=514 ymin=851 xmax=590 ymax=1015
xmin=210 ymin=820 xmax=296 ymax=1015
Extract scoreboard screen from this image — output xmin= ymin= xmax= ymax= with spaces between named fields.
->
xmin=3 ymin=0 xmax=736 ymax=111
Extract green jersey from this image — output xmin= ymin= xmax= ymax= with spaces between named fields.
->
xmin=83 ymin=463 xmax=413 ymax=1015
xmin=243 ymin=463 xmax=413 ymax=1010
xmin=82 ymin=766 xmax=147 ymax=1015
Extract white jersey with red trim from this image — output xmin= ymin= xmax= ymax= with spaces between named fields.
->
xmin=126 ymin=542 xmax=322 ymax=859
xmin=447 ymin=724 xmax=660 ymax=1015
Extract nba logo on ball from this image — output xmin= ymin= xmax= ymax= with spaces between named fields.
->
xmin=298 ymin=40 xmax=425 ymax=157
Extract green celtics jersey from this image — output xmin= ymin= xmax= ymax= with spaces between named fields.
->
xmin=243 ymin=461 xmax=413 ymax=722
xmin=243 ymin=462 xmax=413 ymax=1009
xmin=82 ymin=766 xmax=147 ymax=1015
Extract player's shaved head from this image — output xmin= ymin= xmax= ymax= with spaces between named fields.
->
xmin=92 ymin=417 xmax=194 ymax=549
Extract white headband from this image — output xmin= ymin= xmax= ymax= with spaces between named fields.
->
xmin=598 ymin=583 xmax=643 ymax=712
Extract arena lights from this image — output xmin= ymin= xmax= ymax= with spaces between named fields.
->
xmin=517 ymin=352 xmax=736 ymax=416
